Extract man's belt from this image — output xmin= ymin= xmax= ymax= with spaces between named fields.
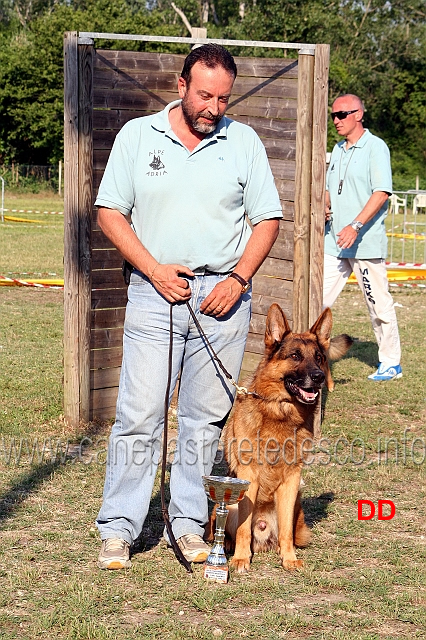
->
xmin=122 ymin=261 xmax=233 ymax=285
xmin=191 ymin=269 xmax=233 ymax=276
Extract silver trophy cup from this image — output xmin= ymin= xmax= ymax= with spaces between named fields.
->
xmin=202 ymin=475 xmax=250 ymax=583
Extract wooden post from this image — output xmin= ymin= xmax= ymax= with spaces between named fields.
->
xmin=64 ymin=31 xmax=80 ymax=428
xmin=78 ymin=43 xmax=93 ymax=423
xmin=309 ymin=44 xmax=330 ymax=327
xmin=293 ymin=51 xmax=315 ymax=333
xmin=309 ymin=44 xmax=330 ymax=439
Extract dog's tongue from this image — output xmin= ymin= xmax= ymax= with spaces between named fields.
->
xmin=299 ymin=388 xmax=317 ymax=401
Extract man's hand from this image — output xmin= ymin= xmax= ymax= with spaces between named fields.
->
xmin=151 ymin=264 xmax=194 ymax=303
xmin=333 ymin=191 xmax=389 ymax=250
xmin=200 ymin=277 xmax=243 ymax=317
xmin=336 ymin=225 xmax=358 ymax=249
xmin=325 ymin=190 xmax=332 ymax=222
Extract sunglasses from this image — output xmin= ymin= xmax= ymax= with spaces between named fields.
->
xmin=331 ymin=109 xmax=358 ymax=120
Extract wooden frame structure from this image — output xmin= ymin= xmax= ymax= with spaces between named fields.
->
xmin=64 ymin=31 xmax=329 ymax=427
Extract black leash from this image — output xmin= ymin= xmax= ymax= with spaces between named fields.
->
xmin=184 ymin=301 xmax=261 ymax=399
xmin=161 ymin=299 xmax=264 ymax=572
xmin=160 ymin=304 xmax=193 ymax=573
xmin=161 ymin=303 xmax=193 ymax=573
xmin=122 ymin=260 xmax=258 ymax=570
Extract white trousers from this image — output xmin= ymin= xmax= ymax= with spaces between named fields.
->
xmin=323 ymin=254 xmax=401 ymax=367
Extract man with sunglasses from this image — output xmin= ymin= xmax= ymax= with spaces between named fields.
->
xmin=323 ymin=94 xmax=402 ymax=382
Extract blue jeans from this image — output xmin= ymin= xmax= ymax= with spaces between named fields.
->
xmin=96 ymin=271 xmax=251 ymax=544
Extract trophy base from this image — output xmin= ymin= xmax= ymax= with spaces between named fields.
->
xmin=203 ymin=564 xmax=229 ymax=584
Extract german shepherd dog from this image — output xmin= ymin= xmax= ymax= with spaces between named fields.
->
xmin=216 ymin=304 xmax=352 ymax=573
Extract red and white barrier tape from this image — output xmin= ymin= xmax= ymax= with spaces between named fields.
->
xmin=390 ymin=282 xmax=426 ymax=289
xmin=0 ymin=275 xmax=63 ymax=289
xmin=386 ymin=262 xmax=426 ymax=269
xmin=2 ymin=207 xmax=63 ymax=215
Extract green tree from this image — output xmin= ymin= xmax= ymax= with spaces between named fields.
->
xmin=0 ymin=0 xmax=169 ymax=164
xmin=0 ymin=0 xmax=424 ymax=185
xmin=202 ymin=0 xmax=426 ymax=185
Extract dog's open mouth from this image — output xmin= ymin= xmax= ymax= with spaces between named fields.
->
xmin=285 ymin=380 xmax=319 ymax=404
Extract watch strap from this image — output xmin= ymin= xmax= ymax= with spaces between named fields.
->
xmin=229 ymin=272 xmax=251 ymax=292
xmin=229 ymin=272 xmax=248 ymax=287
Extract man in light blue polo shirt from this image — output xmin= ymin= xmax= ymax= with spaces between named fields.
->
xmin=324 ymin=93 xmax=401 ymax=382
xmin=95 ymin=44 xmax=282 ymax=569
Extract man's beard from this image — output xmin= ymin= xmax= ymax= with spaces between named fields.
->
xmin=181 ymin=94 xmax=222 ymax=134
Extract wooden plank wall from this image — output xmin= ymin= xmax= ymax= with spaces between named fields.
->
xmin=91 ymin=50 xmax=299 ymax=420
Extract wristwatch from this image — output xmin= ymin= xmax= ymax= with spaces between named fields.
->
xmin=350 ymin=220 xmax=364 ymax=233
xmin=229 ymin=272 xmax=251 ymax=293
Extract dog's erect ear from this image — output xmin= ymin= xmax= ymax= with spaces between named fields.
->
xmin=265 ymin=303 xmax=292 ymax=350
xmin=309 ymin=307 xmax=333 ymax=350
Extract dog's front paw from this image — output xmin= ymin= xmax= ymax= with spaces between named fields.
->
xmin=230 ymin=556 xmax=251 ymax=573
xmin=282 ymin=558 xmax=304 ymax=571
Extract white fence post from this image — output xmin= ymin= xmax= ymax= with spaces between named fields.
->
xmin=0 ymin=177 xmax=4 ymax=223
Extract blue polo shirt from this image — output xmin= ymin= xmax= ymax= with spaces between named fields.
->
xmin=325 ymin=129 xmax=392 ymax=259
xmin=95 ymin=100 xmax=282 ymax=273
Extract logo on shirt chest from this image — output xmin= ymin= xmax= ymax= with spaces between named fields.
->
xmin=147 ymin=150 xmax=167 ymax=176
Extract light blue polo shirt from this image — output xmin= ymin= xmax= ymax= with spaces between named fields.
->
xmin=325 ymin=129 xmax=392 ymax=259
xmin=95 ymin=100 xmax=282 ymax=272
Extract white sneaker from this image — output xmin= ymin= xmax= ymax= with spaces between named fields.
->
xmin=97 ymin=538 xmax=131 ymax=570
xmin=368 ymin=363 xmax=402 ymax=381
xmin=177 ymin=534 xmax=210 ymax=563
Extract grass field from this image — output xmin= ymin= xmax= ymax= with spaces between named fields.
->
xmin=0 ymin=189 xmax=425 ymax=639
xmin=0 ymin=191 xmax=64 ymax=278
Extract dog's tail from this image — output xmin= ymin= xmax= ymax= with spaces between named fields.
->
xmin=293 ymin=492 xmax=312 ymax=548
xmin=328 ymin=334 xmax=353 ymax=361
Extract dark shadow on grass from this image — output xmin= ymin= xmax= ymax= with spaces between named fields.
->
xmin=0 ymin=420 xmax=112 ymax=526
xmin=321 ymin=339 xmax=377 ymax=419
xmin=132 ymin=487 xmax=168 ymax=555
xmin=0 ymin=462 xmax=61 ymax=523
xmin=302 ymin=492 xmax=335 ymax=528
xmin=132 ymin=453 xmax=230 ymax=556
xmin=348 ymin=338 xmax=379 ymax=368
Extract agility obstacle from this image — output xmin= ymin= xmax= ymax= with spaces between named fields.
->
xmin=63 ymin=31 xmax=330 ymax=426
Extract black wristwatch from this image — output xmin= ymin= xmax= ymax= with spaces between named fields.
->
xmin=229 ymin=272 xmax=251 ymax=293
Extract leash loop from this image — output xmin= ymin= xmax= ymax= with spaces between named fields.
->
xmin=185 ymin=301 xmax=236 ymax=382
xmin=232 ymin=382 xmax=250 ymax=395
xmin=233 ymin=383 xmax=262 ymax=399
